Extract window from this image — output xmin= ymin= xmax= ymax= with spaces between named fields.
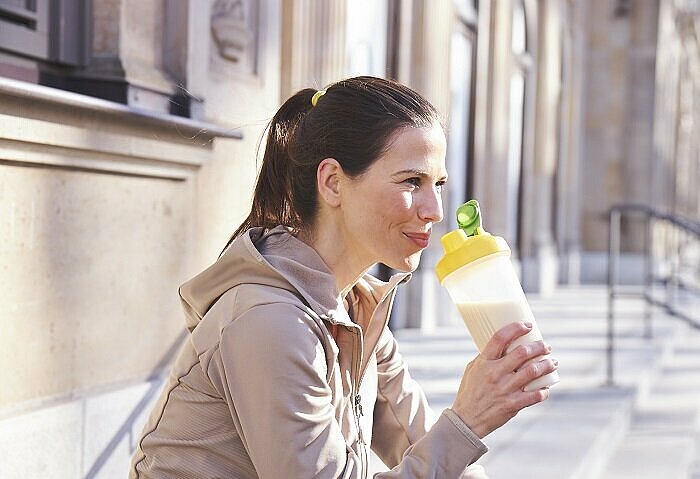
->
xmin=0 ymin=0 xmax=88 ymax=68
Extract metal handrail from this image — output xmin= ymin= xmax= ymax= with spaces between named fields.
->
xmin=606 ymin=203 xmax=700 ymax=386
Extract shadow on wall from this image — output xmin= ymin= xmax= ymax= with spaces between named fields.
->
xmin=83 ymin=330 xmax=186 ymax=479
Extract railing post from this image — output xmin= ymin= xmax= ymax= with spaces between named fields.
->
xmin=667 ymin=221 xmax=679 ymax=315
xmin=606 ymin=203 xmax=698 ymax=387
xmin=644 ymin=210 xmax=653 ymax=339
xmin=606 ymin=208 xmax=621 ymax=386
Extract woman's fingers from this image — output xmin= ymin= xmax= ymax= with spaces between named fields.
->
xmin=508 ymin=357 xmax=559 ymax=392
xmin=451 ymin=322 xmax=557 ymax=438
xmin=481 ymin=321 xmax=533 ymax=360
xmin=508 ymin=386 xmax=551 ymax=412
xmin=499 ymin=340 xmax=551 ymax=373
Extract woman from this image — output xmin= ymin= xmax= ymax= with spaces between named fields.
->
xmin=130 ymin=76 xmax=557 ymax=478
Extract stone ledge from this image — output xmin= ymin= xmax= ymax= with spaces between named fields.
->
xmin=0 ymin=77 xmax=243 ymax=180
xmin=0 ymin=77 xmax=242 ymax=140
xmin=0 ymin=113 xmax=207 ymax=180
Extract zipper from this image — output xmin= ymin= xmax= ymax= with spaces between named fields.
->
xmin=348 ymin=325 xmax=367 ymax=479
xmin=344 ymin=282 xmax=403 ymax=479
xmin=354 ymin=394 xmax=364 ymax=418
xmin=357 ymin=394 xmax=368 ymax=479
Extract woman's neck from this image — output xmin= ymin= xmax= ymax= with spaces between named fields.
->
xmin=297 ymin=222 xmax=373 ymax=297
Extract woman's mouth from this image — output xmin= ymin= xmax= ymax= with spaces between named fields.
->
xmin=404 ymin=231 xmax=431 ymax=249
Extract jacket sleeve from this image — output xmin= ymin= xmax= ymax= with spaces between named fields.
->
xmin=209 ymin=303 xmax=362 ymax=478
xmin=371 ymin=326 xmax=489 ymax=477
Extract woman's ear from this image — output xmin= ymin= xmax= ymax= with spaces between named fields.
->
xmin=316 ymin=158 xmax=343 ymax=208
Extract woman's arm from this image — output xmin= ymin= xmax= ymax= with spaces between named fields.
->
xmin=208 ymin=302 xmax=491 ymax=478
xmin=372 ymin=322 xmax=557 ymax=478
xmin=371 ymin=326 xmax=435 ymax=464
xmin=372 ymin=326 xmax=488 ymax=473
xmin=209 ymin=303 xmax=360 ymax=478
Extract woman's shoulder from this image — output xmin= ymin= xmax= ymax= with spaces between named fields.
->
xmin=190 ymin=283 xmax=327 ymax=353
xmin=208 ymin=283 xmax=319 ymax=327
xmin=191 ymin=286 xmax=337 ymax=390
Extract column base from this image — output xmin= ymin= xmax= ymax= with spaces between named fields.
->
xmin=522 ymin=242 xmax=559 ymax=295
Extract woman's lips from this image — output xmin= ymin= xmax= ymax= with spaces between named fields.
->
xmin=404 ymin=232 xmax=431 ymax=249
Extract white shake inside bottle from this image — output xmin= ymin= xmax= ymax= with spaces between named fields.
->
xmin=435 ymin=200 xmax=560 ymax=392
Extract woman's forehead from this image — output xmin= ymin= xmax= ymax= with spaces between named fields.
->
xmin=378 ymin=125 xmax=447 ymax=173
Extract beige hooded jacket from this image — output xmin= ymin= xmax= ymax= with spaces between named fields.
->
xmin=129 ymin=226 xmax=488 ymax=478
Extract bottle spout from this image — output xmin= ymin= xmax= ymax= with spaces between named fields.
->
xmin=456 ymin=199 xmax=484 ymax=237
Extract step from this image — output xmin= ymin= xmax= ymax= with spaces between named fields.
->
xmin=595 ymin=432 xmax=696 ymax=479
xmin=594 ymin=322 xmax=700 ymax=479
xmin=476 ymin=332 xmax=673 ymax=479
xmin=479 ymin=387 xmax=635 ymax=479
xmin=390 ymin=333 xmax=668 ymax=478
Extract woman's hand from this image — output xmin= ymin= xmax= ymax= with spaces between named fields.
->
xmin=451 ymin=321 xmax=557 ymax=438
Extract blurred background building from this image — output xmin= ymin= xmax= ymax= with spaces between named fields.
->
xmin=0 ymin=0 xmax=698 ymax=477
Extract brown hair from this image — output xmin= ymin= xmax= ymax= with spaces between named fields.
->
xmin=222 ymin=76 xmax=442 ymax=253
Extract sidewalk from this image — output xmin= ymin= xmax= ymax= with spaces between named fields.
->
xmin=371 ymin=286 xmax=700 ymax=478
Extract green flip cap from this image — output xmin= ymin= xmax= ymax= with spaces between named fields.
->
xmin=456 ymin=199 xmax=482 ymax=237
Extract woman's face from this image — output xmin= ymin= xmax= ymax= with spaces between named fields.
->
xmin=339 ymin=123 xmax=448 ymax=272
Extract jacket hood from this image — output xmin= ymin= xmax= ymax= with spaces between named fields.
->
xmin=178 ymin=226 xmax=410 ymax=331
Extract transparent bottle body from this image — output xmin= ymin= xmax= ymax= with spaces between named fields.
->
xmin=442 ymin=252 xmax=559 ymax=391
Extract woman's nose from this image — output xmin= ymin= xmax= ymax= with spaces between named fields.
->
xmin=418 ymin=186 xmax=444 ymax=223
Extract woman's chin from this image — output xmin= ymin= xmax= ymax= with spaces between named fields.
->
xmin=389 ymin=252 xmax=423 ymax=273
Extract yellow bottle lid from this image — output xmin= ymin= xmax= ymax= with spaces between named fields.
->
xmin=434 ymin=228 xmax=511 ymax=283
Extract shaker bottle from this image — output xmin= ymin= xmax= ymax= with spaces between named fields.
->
xmin=435 ymin=199 xmax=559 ymax=391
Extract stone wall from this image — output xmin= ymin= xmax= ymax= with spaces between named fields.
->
xmin=0 ymin=1 xmax=282 ymax=476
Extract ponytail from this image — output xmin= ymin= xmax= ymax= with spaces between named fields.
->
xmin=220 ymin=88 xmax=316 ymax=254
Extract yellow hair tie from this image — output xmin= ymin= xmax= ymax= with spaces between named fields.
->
xmin=311 ymin=89 xmax=326 ymax=107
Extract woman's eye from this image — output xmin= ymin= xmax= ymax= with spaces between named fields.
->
xmin=436 ymin=180 xmax=447 ymax=192
xmin=404 ymin=177 xmax=421 ymax=188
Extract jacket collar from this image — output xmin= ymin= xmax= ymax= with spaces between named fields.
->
xmin=179 ymin=226 xmax=410 ymax=330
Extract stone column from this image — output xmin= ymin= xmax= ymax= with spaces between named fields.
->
xmin=392 ymin=0 xmax=415 ymax=84
xmin=418 ymin=0 xmax=453 ymax=330
xmin=391 ymin=0 xmax=454 ymax=330
xmin=280 ymin=0 xmax=347 ymax=98
xmin=690 ymin=18 xmax=700 ymax=219
xmin=673 ymin=7 xmax=700 ymax=218
xmin=651 ymin=0 xmax=680 ymax=213
xmin=555 ymin=0 xmax=587 ymax=285
xmin=622 ymin=1 xmax=660 ymax=251
xmin=521 ymin=0 xmax=560 ymax=294
xmin=408 ymin=1 xmax=453 ymax=116
xmin=472 ymin=0 xmax=515 ymax=242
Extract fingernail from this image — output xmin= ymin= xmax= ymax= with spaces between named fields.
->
xmin=553 ymin=359 xmax=559 ymax=367
xmin=523 ymin=321 xmax=533 ymax=329
xmin=546 ymin=344 xmax=553 ymax=353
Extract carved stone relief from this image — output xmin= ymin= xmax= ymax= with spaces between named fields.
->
xmin=211 ymin=0 xmax=257 ymax=74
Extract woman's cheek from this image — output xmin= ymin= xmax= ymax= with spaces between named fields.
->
xmin=398 ymin=191 xmax=413 ymax=209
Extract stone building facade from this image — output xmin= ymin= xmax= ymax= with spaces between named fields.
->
xmin=0 ymin=0 xmax=698 ymax=476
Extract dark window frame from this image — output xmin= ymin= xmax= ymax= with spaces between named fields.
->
xmin=0 ymin=0 xmax=89 ymax=67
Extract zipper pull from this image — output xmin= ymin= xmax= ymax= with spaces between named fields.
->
xmin=355 ymin=394 xmax=363 ymax=417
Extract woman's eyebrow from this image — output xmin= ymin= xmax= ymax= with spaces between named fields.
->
xmin=393 ymin=168 xmax=448 ymax=180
